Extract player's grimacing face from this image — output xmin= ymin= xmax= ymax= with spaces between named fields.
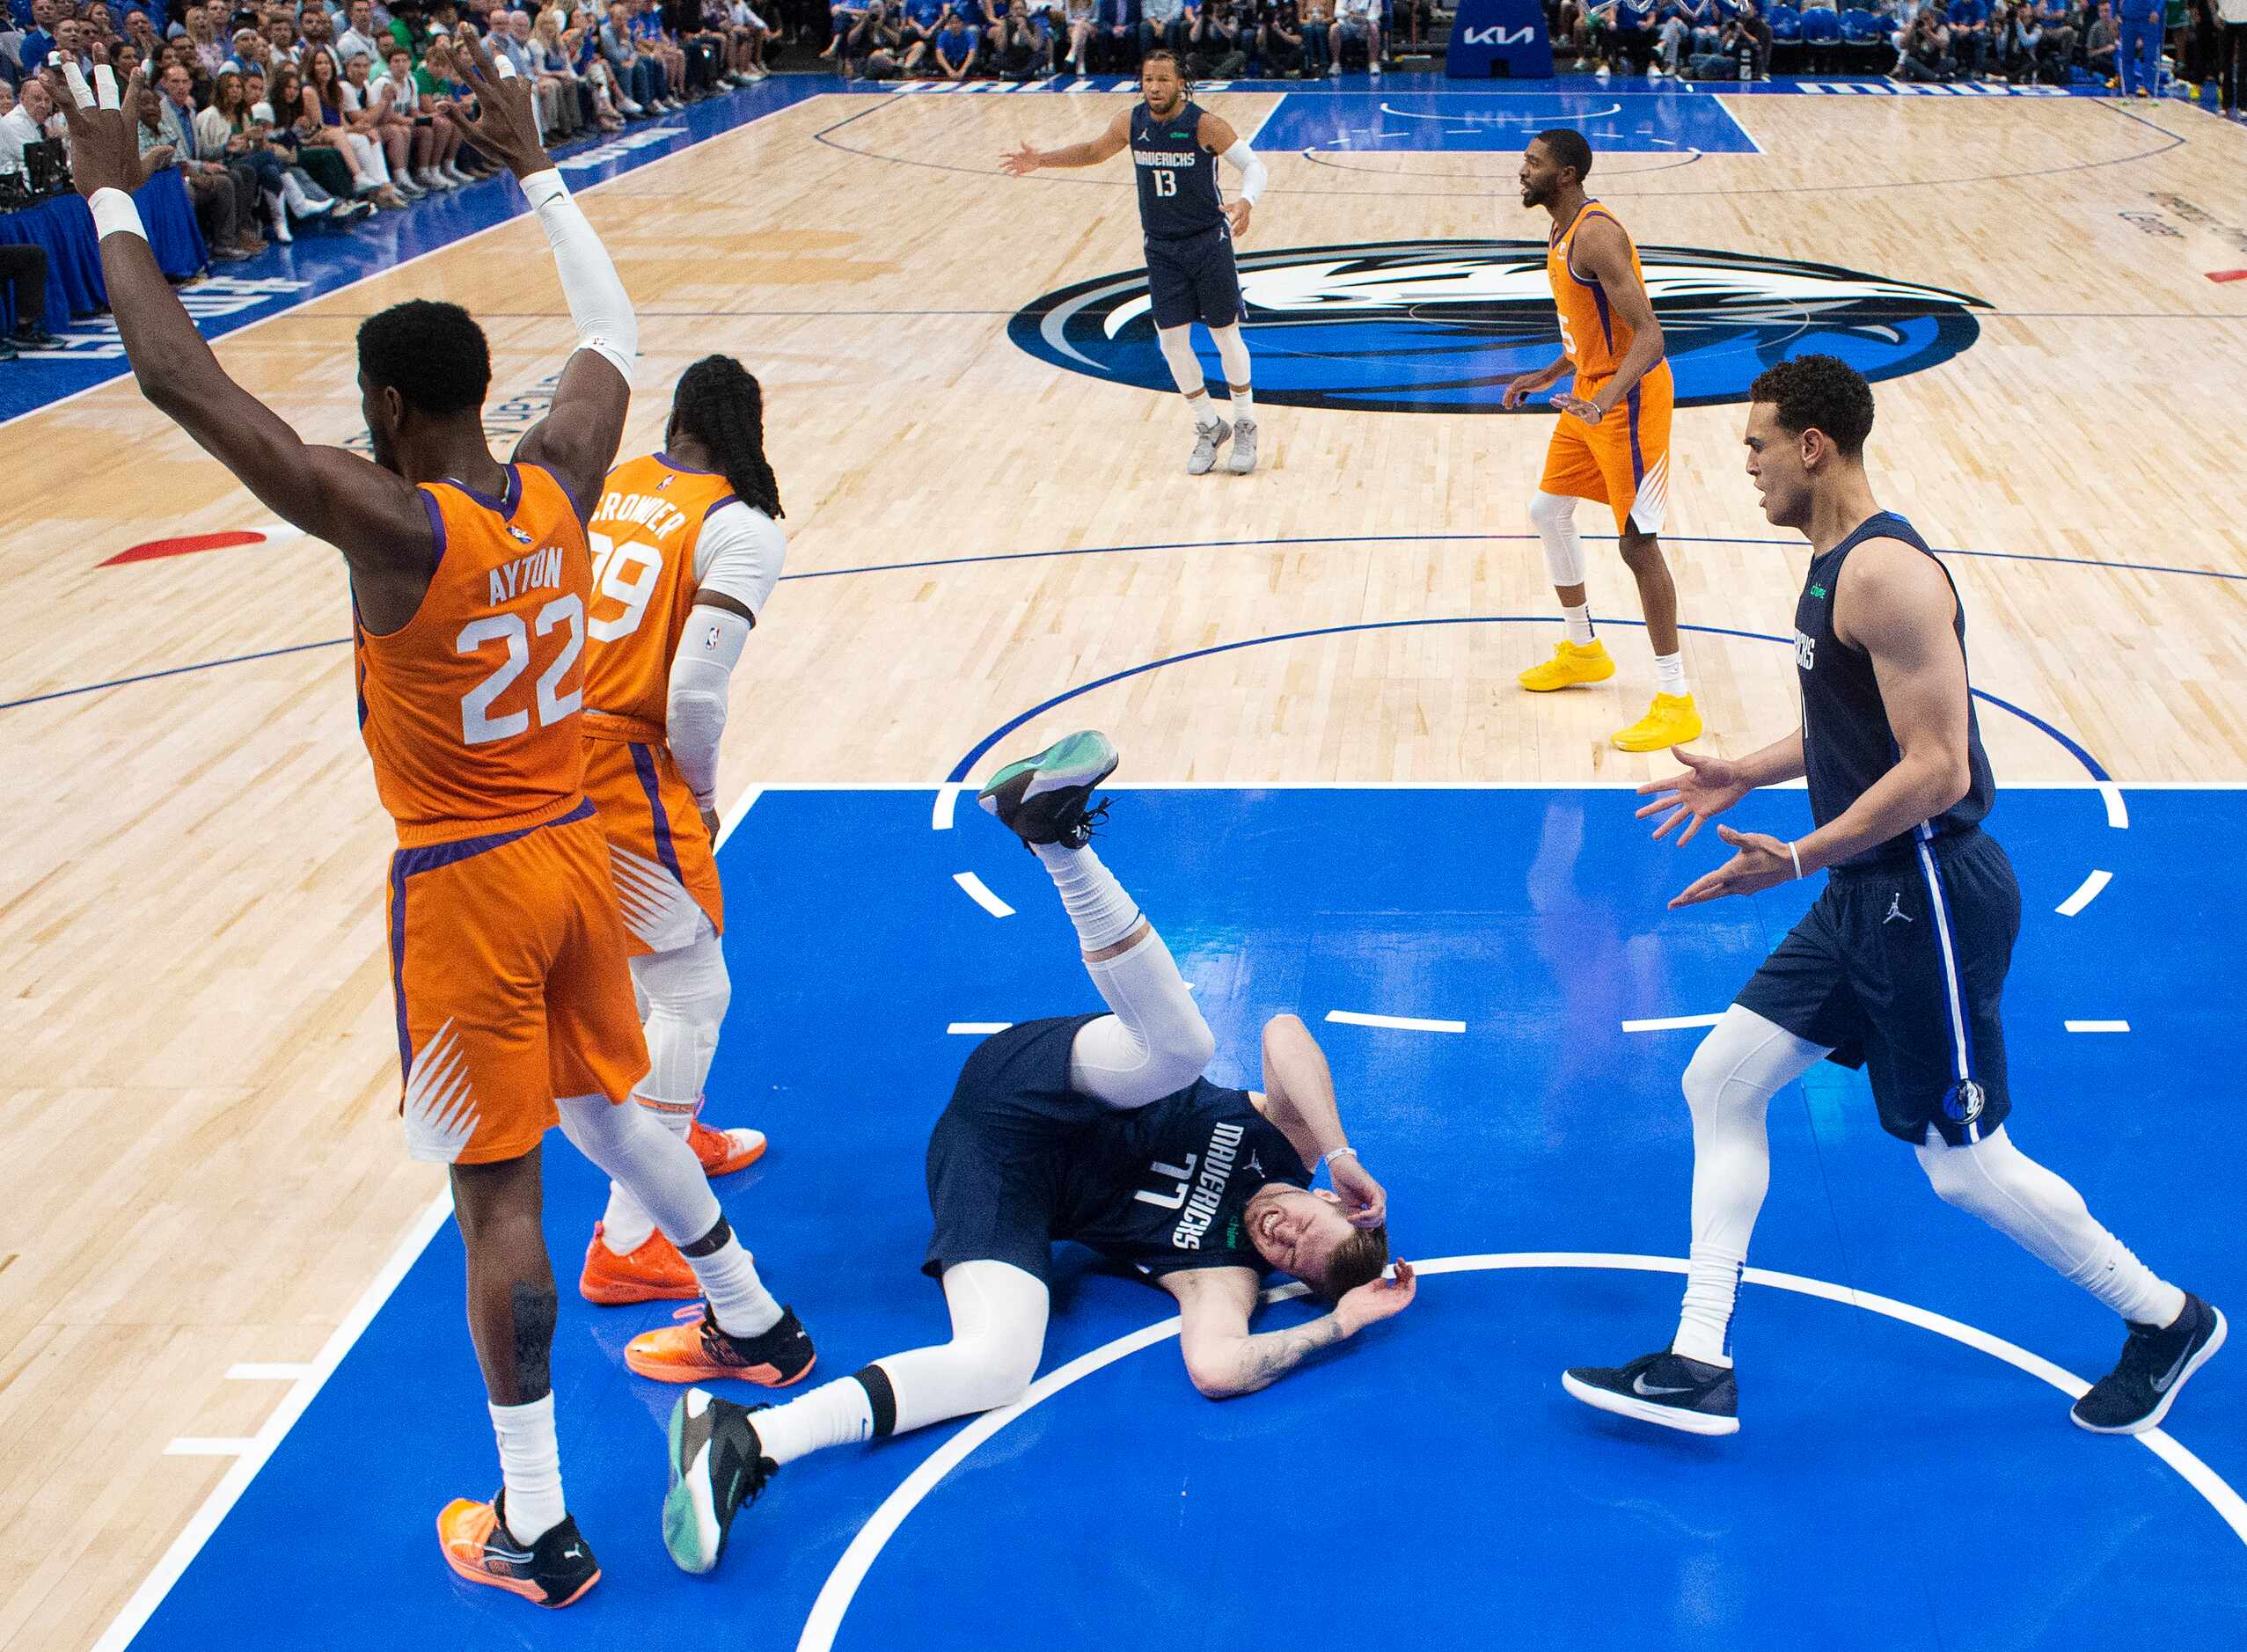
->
xmin=1244 ymin=1185 xmax=1355 ymax=1288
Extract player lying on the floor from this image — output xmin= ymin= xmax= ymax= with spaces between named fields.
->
xmin=655 ymin=730 xmax=1416 ymax=1574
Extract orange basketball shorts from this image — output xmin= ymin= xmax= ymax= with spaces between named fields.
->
xmin=1539 ymin=361 xmax=1674 ymax=535
xmin=384 ymin=800 xmax=649 ymax=1165
xmin=582 ymin=727 xmax=725 ymax=959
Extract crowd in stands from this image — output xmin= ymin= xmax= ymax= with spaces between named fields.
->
xmin=823 ymin=0 xmax=1432 ymax=78
xmin=0 ymin=0 xmax=787 ymax=257
xmin=1550 ymin=0 xmax=2239 ymax=101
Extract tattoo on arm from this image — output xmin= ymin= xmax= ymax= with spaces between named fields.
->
xmin=510 ymin=1280 xmax=559 ymax=1402
xmin=1234 ymin=1314 xmax=1347 ymax=1393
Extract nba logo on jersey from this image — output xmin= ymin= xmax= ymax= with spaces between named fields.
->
xmin=657 ymin=474 xmax=674 ymax=489
xmin=507 ymin=523 xmax=535 ymax=545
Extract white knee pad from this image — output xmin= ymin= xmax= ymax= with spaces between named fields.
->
xmin=877 ymin=1260 xmax=1050 ymax=1433
xmin=1209 ymin=320 xmax=1252 ymax=385
xmin=1157 ymin=324 xmax=1207 ymax=399
xmin=558 ymin=1092 xmax=723 ymax=1243
xmin=629 ymin=926 xmax=730 ymax=1116
xmin=1528 ymin=490 xmax=1585 ymax=588
xmin=1070 ymin=930 xmax=1217 ymax=1110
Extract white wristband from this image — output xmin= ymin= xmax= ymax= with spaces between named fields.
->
xmin=1321 ymin=1145 xmax=1357 ymax=1170
xmin=1787 ymin=841 xmax=1803 ymax=881
xmin=90 ymin=186 xmax=149 ymax=243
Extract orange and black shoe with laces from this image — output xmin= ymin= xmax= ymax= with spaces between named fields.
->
xmin=435 ymin=1491 xmax=600 ymax=1608
xmin=626 ymin=1302 xmax=816 ymax=1386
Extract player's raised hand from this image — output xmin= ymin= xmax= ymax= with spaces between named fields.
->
xmin=1328 ymin=1153 xmax=1386 ymax=1230
xmin=1335 ymin=1258 xmax=1416 ymax=1334
xmin=1000 ymin=140 xmax=1044 ymax=176
xmin=450 ymin=23 xmax=549 ymax=179
xmin=1668 ymin=825 xmax=1796 ymax=910
xmin=1225 ymin=198 xmax=1252 ymax=240
xmin=53 ymin=63 xmax=165 ymax=199
xmin=1549 ymin=391 xmax=1604 ymax=425
xmin=1635 ymin=746 xmax=1751 ymax=845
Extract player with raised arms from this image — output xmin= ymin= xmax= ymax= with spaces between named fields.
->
xmin=48 ymin=42 xmax=811 ymax=1610
xmin=1002 ymin=49 xmax=1270 ymax=476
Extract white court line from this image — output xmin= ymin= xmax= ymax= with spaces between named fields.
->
xmin=223 ymin=1363 xmax=313 ymax=1382
xmin=163 ymin=1439 xmax=258 ymax=1458
xmin=952 ymin=871 xmax=1015 ymax=917
xmin=713 ymin=786 xmax=762 ymax=852
xmin=931 ymin=784 xmax=965 ymax=831
xmin=1621 ymin=1012 xmax=1724 ymax=1033
xmin=2098 ymin=782 xmax=2130 ymax=829
xmin=1324 ymin=1010 xmax=1466 ymax=1034
xmin=91 ymin=1190 xmax=455 ymax=1652
xmin=796 ymin=1250 xmax=2247 ymax=1652
xmin=2055 ymin=869 xmax=2112 ymax=917
xmin=2065 ymin=1020 xmax=2131 ymax=1034
xmin=948 ymin=1022 xmax=1013 ymax=1035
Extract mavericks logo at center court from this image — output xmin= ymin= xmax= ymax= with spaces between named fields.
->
xmin=1008 ymin=240 xmax=1987 ymax=415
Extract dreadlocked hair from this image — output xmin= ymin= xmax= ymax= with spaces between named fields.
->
xmin=670 ymin=355 xmax=784 ymax=520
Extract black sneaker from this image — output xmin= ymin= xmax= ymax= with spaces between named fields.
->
xmin=626 ymin=1301 xmax=819 ymax=1387
xmin=436 ymin=1489 xmax=601 ymax=1607
xmin=1563 ymin=1349 xmax=1740 ymax=1436
xmin=11 ymin=325 xmax=60 ymax=350
xmin=977 ymin=729 xmax=1119 ymax=848
xmin=2073 ymin=1292 xmax=2226 ymax=1435
xmin=663 ymin=1387 xmax=776 ymax=1574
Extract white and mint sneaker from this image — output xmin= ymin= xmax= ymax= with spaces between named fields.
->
xmin=1188 ymin=417 xmax=1233 ymax=476
xmin=977 ymin=730 xmax=1120 ymax=848
xmin=1227 ymin=416 xmax=1258 ymax=474
xmin=662 ymin=1387 xmax=774 ymax=1575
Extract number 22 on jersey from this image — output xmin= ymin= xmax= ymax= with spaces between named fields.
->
xmin=456 ymin=594 xmax=584 ymax=746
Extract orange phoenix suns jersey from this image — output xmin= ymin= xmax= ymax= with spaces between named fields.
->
xmin=1547 ymin=200 xmax=1646 ymax=392
xmin=355 ymin=462 xmax=590 ymax=844
xmin=582 ymin=454 xmax=743 ymax=733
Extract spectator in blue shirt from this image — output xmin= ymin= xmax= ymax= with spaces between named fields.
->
xmin=1943 ymin=0 xmax=1987 ymax=69
xmin=18 ymin=0 xmax=60 ymax=75
xmin=2118 ymin=0 xmax=2160 ymax=90
xmin=2032 ymin=0 xmax=2075 ymax=62
xmin=930 ymin=8 xmax=976 ymax=68
xmin=1139 ymin=0 xmax=1185 ymax=51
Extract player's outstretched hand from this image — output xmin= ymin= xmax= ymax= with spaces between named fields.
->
xmin=1669 ymin=825 xmax=1796 ymax=910
xmin=1226 ymin=198 xmax=1252 ymax=240
xmin=1548 ymin=391 xmax=1604 ymax=425
xmin=1635 ymin=746 xmax=1751 ymax=845
xmin=1329 ymin=1154 xmax=1386 ymax=1230
xmin=1000 ymin=141 xmax=1043 ymax=176
xmin=1501 ymin=367 xmax=1556 ymax=411
xmin=1336 ymin=1258 xmax=1416 ymax=1335
xmin=451 ymin=24 xmax=549 ymax=179
xmin=52 ymin=64 xmax=165 ymax=199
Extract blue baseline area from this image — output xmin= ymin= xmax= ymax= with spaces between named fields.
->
xmin=0 ymin=77 xmax=846 ymax=428
xmin=1255 ymin=87 xmax=1760 ymax=151
xmin=120 ymin=785 xmax=2246 ymax=1650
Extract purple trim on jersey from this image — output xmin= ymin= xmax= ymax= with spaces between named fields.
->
xmin=418 ymin=488 xmax=448 ymax=564
xmin=1627 ymin=383 xmax=1645 ymax=486
xmin=387 ymin=857 xmax=412 ymax=1078
xmin=1587 ymin=277 xmax=1614 ymax=355
xmin=629 ymin=742 xmax=685 ymax=881
xmin=450 ymin=464 xmax=523 ymax=518
xmin=655 ymin=451 xmax=720 ymax=475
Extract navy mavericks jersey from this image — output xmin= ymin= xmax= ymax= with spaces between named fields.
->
xmin=1063 ymin=1080 xmax=1309 ymax=1276
xmin=1795 ymin=510 xmax=1994 ymax=866
xmin=1131 ymin=99 xmax=1225 ymax=241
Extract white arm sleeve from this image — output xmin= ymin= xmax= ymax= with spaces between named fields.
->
xmin=690 ymin=499 xmax=787 ymax=618
xmin=518 ymin=168 xmax=637 ymax=385
xmin=1221 ymin=139 xmax=1266 ymax=206
xmin=666 ymin=603 xmax=750 ymax=810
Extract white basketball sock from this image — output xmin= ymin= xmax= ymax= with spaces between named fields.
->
xmin=1563 ymin=603 xmax=1595 ymax=647
xmin=750 ymin=1375 xmax=875 ymax=1466
xmin=1654 ymin=652 xmax=1690 ymax=698
xmin=489 ymin=1393 xmax=566 ymax=1544
xmin=1032 ymin=842 xmax=1142 ymax=954
xmin=1228 ymin=382 xmax=1255 ymax=418
xmin=685 ymin=1226 xmax=785 ymax=1340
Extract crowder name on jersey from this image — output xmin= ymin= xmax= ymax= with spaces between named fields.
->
xmin=594 ymin=489 xmax=694 ymax=541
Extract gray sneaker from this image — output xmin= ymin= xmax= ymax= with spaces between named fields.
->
xmin=1188 ymin=417 xmax=1232 ymax=475
xmin=1227 ymin=416 xmax=1258 ymax=474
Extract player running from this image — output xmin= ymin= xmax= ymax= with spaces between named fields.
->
xmin=656 ymin=731 xmax=1415 ymax=1575
xmin=1002 ymin=49 xmax=1270 ymax=476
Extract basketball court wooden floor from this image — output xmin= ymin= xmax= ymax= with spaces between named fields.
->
xmin=2 ymin=76 xmax=2243 ymax=1650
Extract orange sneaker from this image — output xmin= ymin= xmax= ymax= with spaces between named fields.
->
xmin=691 ymin=1119 xmax=767 ymax=1178
xmin=436 ymin=1492 xmax=600 ymax=1608
xmin=578 ymin=1223 xmax=699 ymax=1306
xmin=626 ymin=1302 xmax=816 ymax=1387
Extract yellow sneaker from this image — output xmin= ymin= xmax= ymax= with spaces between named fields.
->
xmin=1518 ymin=639 xmax=1615 ymax=691
xmin=1612 ymin=692 xmax=1703 ymax=753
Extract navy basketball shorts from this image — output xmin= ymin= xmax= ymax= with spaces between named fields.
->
xmin=1735 ymin=828 xmax=2022 ymax=1147
xmin=1145 ymin=224 xmax=1243 ymax=331
xmin=921 ymin=1014 xmax=1104 ymax=1286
